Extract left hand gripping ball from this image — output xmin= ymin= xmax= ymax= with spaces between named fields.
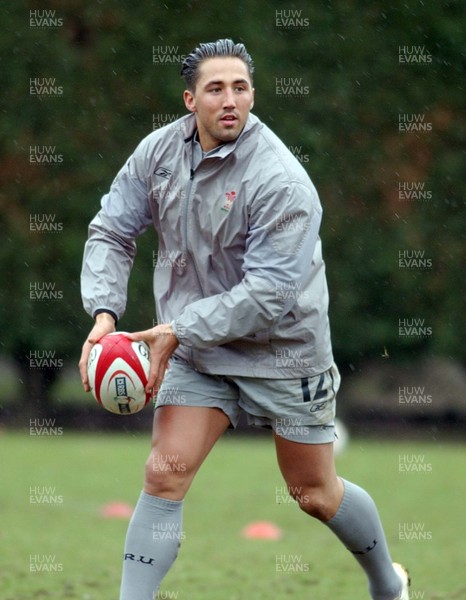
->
xmin=87 ymin=333 xmax=151 ymax=414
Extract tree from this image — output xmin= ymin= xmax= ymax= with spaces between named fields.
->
xmin=1 ymin=1 xmax=464 ymax=412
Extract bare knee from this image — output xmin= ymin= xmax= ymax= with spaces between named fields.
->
xmin=289 ymin=485 xmax=340 ymax=521
xmin=144 ymin=449 xmax=192 ymax=499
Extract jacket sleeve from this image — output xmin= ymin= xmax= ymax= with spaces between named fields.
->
xmin=81 ymin=148 xmax=153 ymax=321
xmin=172 ymin=181 xmax=322 ymax=348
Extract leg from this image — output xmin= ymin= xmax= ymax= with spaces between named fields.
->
xmin=274 ymin=434 xmax=403 ymax=600
xmin=145 ymin=404 xmax=231 ymax=499
xmin=274 ymin=434 xmax=343 ymax=519
xmin=120 ymin=405 xmax=230 ymax=600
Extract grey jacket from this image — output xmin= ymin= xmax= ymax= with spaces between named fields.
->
xmin=81 ymin=113 xmax=333 ymax=378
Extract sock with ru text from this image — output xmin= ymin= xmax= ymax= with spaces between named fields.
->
xmin=120 ymin=491 xmax=183 ymax=600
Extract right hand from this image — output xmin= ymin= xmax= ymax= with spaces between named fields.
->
xmin=79 ymin=312 xmax=116 ymax=392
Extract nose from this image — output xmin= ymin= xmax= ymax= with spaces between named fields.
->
xmin=223 ymin=87 xmax=236 ymax=109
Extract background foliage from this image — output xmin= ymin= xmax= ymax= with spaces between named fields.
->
xmin=1 ymin=0 xmax=464 ymax=406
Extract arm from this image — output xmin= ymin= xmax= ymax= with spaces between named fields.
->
xmin=81 ymin=151 xmax=153 ymax=321
xmin=79 ymin=143 xmax=153 ymax=391
xmin=173 ymin=181 xmax=322 ymax=348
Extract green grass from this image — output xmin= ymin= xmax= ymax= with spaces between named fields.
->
xmin=1 ymin=430 xmax=465 ymax=599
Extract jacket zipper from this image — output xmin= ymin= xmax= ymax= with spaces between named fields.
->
xmin=183 ymin=167 xmax=206 ymax=365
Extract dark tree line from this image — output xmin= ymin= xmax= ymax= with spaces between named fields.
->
xmin=1 ymin=1 xmax=464 ymax=408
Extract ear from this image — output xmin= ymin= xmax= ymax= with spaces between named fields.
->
xmin=250 ymin=87 xmax=255 ymax=110
xmin=183 ymin=89 xmax=196 ymax=113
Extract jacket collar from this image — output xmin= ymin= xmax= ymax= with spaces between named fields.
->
xmin=181 ymin=113 xmax=259 ymax=160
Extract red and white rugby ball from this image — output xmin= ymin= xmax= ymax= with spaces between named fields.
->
xmin=87 ymin=332 xmax=151 ymax=415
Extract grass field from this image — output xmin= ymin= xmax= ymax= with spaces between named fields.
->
xmin=1 ymin=429 xmax=465 ymax=599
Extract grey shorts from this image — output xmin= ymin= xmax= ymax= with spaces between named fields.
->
xmin=155 ymin=356 xmax=340 ymax=444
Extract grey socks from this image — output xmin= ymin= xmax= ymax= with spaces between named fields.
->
xmin=120 ymin=481 xmax=402 ymax=599
xmin=120 ymin=491 xmax=183 ymax=600
xmin=325 ymin=479 xmax=402 ymax=600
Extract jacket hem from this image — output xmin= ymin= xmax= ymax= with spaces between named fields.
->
xmin=189 ymin=359 xmax=335 ymax=379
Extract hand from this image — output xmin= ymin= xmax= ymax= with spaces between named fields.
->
xmin=126 ymin=323 xmax=179 ymax=395
xmin=79 ymin=312 xmax=116 ymax=392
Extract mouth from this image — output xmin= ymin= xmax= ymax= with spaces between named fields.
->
xmin=219 ymin=114 xmax=239 ymax=126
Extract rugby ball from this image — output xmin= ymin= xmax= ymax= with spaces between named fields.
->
xmin=87 ymin=332 xmax=151 ymax=414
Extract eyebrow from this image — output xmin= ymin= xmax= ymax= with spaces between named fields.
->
xmin=204 ymin=78 xmax=250 ymax=87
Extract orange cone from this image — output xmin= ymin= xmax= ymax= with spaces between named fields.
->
xmin=241 ymin=521 xmax=283 ymax=540
xmin=100 ymin=501 xmax=133 ymax=519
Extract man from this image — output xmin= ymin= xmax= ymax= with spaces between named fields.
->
xmin=79 ymin=39 xmax=410 ymax=600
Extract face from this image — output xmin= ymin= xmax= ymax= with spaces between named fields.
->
xmin=183 ymin=57 xmax=255 ymax=152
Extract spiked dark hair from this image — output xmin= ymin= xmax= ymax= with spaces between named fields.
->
xmin=181 ymin=38 xmax=254 ymax=91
